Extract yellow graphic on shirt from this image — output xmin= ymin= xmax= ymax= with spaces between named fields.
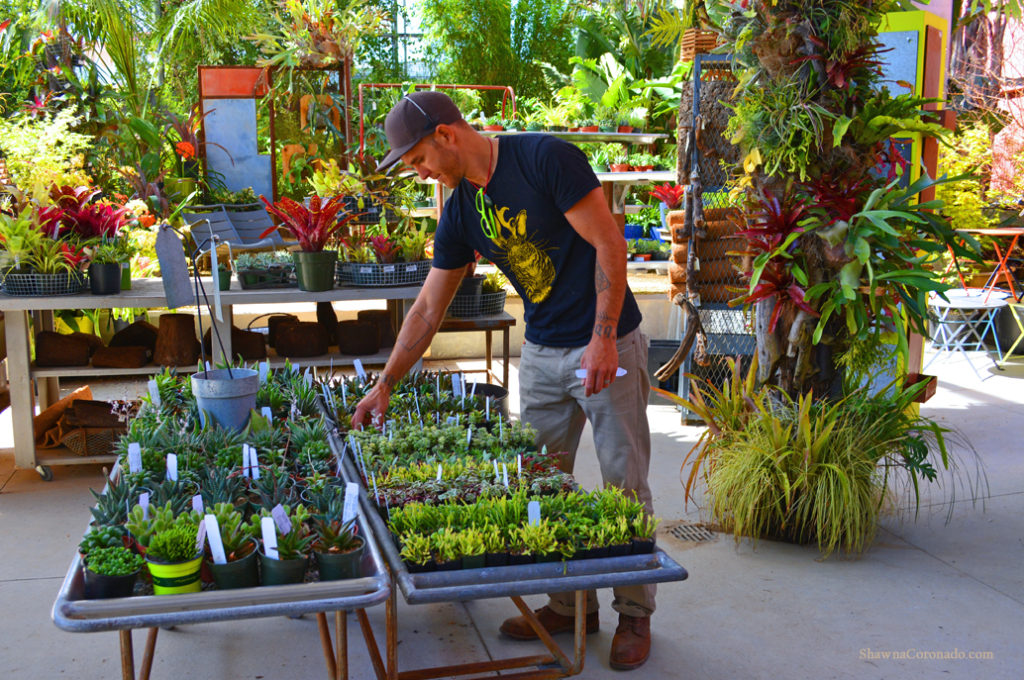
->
xmin=489 ymin=205 xmax=556 ymax=303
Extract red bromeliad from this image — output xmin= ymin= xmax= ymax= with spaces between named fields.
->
xmin=743 ymin=261 xmax=819 ymax=333
xmin=36 ymin=206 xmax=65 ymax=239
xmin=49 ymin=184 xmax=100 ymax=211
xmin=60 ymin=242 xmax=89 ymax=271
xmin=259 ymin=195 xmax=351 ymax=252
xmin=64 ymin=203 xmax=128 ymax=240
xmin=369 ymin=234 xmax=400 ymax=264
xmin=734 ymin=188 xmax=809 ymax=255
xmin=649 ymin=183 xmax=685 ymax=209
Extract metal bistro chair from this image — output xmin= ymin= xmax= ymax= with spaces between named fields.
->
xmin=224 ymin=203 xmax=299 ymax=250
xmin=181 ymin=206 xmax=278 ymax=253
xmin=925 ymin=289 xmax=1009 ymax=380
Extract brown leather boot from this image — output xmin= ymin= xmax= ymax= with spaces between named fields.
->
xmin=499 ymin=606 xmax=600 ymax=641
xmin=609 ymin=614 xmax=651 ymax=670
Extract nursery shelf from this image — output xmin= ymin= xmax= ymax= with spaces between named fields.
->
xmin=482 ymin=130 xmax=669 ymax=145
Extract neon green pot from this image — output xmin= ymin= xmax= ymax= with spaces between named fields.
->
xmin=146 ymin=554 xmax=203 ymax=595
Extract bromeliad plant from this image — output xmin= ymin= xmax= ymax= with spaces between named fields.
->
xmin=259 ymin=194 xmax=353 ymax=252
xmin=649 ymin=183 xmax=685 ymax=210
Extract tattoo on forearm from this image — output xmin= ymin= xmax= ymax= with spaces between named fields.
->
xmin=381 ymin=374 xmax=397 ymax=389
xmin=595 ymin=263 xmax=610 ymax=294
xmin=594 ymin=312 xmax=618 ymax=339
xmin=398 ymin=310 xmax=437 ymax=352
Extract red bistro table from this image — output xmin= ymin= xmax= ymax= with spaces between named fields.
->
xmin=956 ymin=227 xmax=1024 ymax=300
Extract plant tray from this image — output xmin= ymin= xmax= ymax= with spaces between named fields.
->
xmin=446 ymin=291 xmax=507 ymax=318
xmin=1 ymin=270 xmax=87 ymax=296
xmin=236 ymin=267 xmax=297 ymax=290
xmin=337 ymin=260 xmax=431 ymax=287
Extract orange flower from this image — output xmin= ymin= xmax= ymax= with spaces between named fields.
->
xmin=176 ymin=141 xmax=195 ymax=159
xmin=139 ymin=214 xmax=156 ymax=228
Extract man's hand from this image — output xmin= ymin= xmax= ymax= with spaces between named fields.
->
xmin=351 ymin=383 xmax=391 ymax=431
xmin=580 ymin=336 xmax=619 ymax=397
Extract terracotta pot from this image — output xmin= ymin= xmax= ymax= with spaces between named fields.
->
xmin=617 ymin=125 xmax=634 ymax=133
xmin=609 ymin=163 xmax=631 ymax=172
xmin=579 ymin=125 xmax=599 ymax=132
xmin=483 ymin=124 xmax=504 ymax=131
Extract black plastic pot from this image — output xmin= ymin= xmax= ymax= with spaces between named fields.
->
xmin=508 ymin=553 xmax=533 ymax=566
xmin=88 ymin=262 xmax=122 ymax=295
xmin=315 ymin=540 xmax=364 ymax=581
xmin=259 ymin=551 xmax=309 ymax=586
xmin=208 ymin=541 xmax=259 ymax=589
xmin=485 ymin=552 xmax=509 ymax=568
xmin=461 ymin=554 xmax=486 ymax=570
xmin=631 ymin=538 xmax=656 ymax=555
xmin=83 ymin=566 xmax=139 ymax=599
xmin=608 ymin=543 xmax=631 ymax=558
xmin=435 ymin=558 xmax=461 ymax=571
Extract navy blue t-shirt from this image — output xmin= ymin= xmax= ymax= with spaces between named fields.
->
xmin=433 ymin=134 xmax=642 ymax=347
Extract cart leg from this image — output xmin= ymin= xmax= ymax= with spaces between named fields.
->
xmin=510 ymin=595 xmax=573 ymax=671
xmin=317 ymin=612 xmax=338 ymax=680
xmin=119 ymin=630 xmax=135 ymax=680
xmin=385 ymin=587 xmax=398 ymax=680
xmin=485 ymin=330 xmax=493 ymax=384
xmin=570 ymin=590 xmax=586 ymax=675
xmin=356 ymin=608 xmax=387 ymax=680
xmin=335 ymin=610 xmax=347 ymax=680
xmin=139 ymin=627 xmax=158 ymax=680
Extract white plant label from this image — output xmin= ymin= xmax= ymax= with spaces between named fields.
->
xmin=371 ymin=472 xmax=380 ymax=502
xmin=517 ymin=454 xmax=522 ymax=477
xmin=574 ymin=367 xmax=627 ymax=379
xmin=340 ymin=382 xmax=348 ymax=407
xmin=353 ymin=358 xmax=366 ymax=380
xmin=166 ymin=453 xmax=178 ymax=481
xmin=147 ymin=380 xmax=161 ymax=407
xmin=249 ymin=447 xmax=260 ymax=480
xmin=470 ymin=382 xmax=478 ymax=398
xmin=271 ymin=504 xmax=291 ymax=535
xmin=205 ymin=360 xmax=212 ymax=372
xmin=446 ymin=416 xmax=458 ymax=426
xmin=209 ymin=240 xmax=223 ymax=322
xmin=304 ymin=369 xmax=313 ymax=387
xmin=451 ymin=374 xmax=462 ymax=397
xmin=261 ymin=517 xmax=279 ymax=560
xmin=436 ymin=464 xmax=443 ymax=482
xmin=291 ymin=362 xmax=300 ymax=374
xmin=466 ymin=426 xmax=472 ymax=446
xmin=195 ymin=519 xmax=207 ymax=555
xmin=261 ymin=406 xmax=273 ymax=423
xmin=127 ymin=443 xmax=142 ymax=474
xmin=342 ymin=483 xmax=359 ymax=524
xmin=502 ymin=463 xmax=509 ymax=488
xmin=204 ymin=515 xmax=227 ymax=564
xmin=192 ymin=494 xmax=204 ymax=514
xmin=240 ymin=445 xmax=250 ymax=479
xmin=492 ymin=460 xmax=500 ymax=479
xmin=258 ymin=361 xmax=269 ymax=384
xmin=486 ymin=396 xmax=490 ymax=420
xmin=139 ymin=492 xmax=150 ymax=521
xmin=527 ymin=501 xmax=541 ymax=527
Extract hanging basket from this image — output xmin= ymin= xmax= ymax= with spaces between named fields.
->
xmin=1 ymin=270 xmax=87 ymax=296
xmin=679 ymin=29 xmax=722 ymax=63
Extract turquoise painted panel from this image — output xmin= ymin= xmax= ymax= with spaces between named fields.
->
xmin=202 ymin=99 xmax=273 ymax=199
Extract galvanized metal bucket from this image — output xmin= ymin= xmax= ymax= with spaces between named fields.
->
xmin=190 ymin=368 xmax=259 ymax=432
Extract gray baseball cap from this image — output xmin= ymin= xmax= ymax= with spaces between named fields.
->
xmin=376 ymin=91 xmax=463 ymax=171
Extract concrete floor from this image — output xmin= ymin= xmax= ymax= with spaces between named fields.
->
xmin=0 ymin=347 xmax=1021 ymax=680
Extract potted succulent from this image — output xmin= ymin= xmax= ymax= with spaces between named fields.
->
xmin=234 ymin=251 xmax=296 ymax=289
xmin=251 ymin=504 xmax=315 ymax=586
xmin=206 ymin=503 xmax=259 ymax=589
xmin=311 ymin=513 xmax=365 ymax=581
xmin=87 ymin=238 xmax=127 ymax=295
xmin=479 ymin=270 xmax=508 ymax=315
xmin=145 ymin=516 xmax=203 ymax=595
xmin=606 ymin=144 xmax=630 ymax=172
xmin=82 ymin=546 xmax=146 ymax=599
xmin=399 ymin=533 xmax=433 ymax=573
xmin=259 ymin=195 xmax=351 ymax=292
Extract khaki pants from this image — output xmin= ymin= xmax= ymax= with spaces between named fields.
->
xmin=519 ymin=328 xmax=656 ymax=618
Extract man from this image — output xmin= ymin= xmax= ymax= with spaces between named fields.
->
xmin=352 ymin=91 xmax=654 ymax=670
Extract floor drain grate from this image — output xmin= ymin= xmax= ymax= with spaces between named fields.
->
xmin=667 ymin=523 xmax=716 ymax=543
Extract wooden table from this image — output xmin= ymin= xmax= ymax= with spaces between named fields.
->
xmin=437 ymin=311 xmax=516 ymax=388
xmin=0 ymin=279 xmax=423 ymax=478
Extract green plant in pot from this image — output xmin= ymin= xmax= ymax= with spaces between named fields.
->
xmin=259 ymin=195 xmax=354 ymax=292
xmin=250 ymin=504 xmax=315 ymax=586
xmin=145 ymin=516 xmax=203 ymax=595
xmin=311 ymin=513 xmax=365 ymax=581
xmin=207 ymin=503 xmax=259 ymax=589
xmin=83 ymin=546 xmax=146 ymax=599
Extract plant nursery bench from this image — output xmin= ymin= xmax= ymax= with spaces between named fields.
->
xmin=52 ymin=471 xmax=394 ymax=680
xmin=0 ymin=279 xmax=423 ymax=480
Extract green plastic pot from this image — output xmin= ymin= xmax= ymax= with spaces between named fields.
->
xmin=259 ymin=551 xmax=309 ymax=586
xmin=120 ymin=262 xmax=132 ymax=290
xmin=218 ymin=268 xmax=231 ymax=291
xmin=292 ymin=250 xmax=338 ymax=292
xmin=164 ymin=177 xmax=197 ymax=203
xmin=208 ymin=541 xmax=259 ymax=589
xmin=314 ymin=540 xmax=364 ymax=581
xmin=146 ymin=554 xmax=203 ymax=595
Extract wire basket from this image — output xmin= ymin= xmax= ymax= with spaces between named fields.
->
xmin=447 ymin=291 xmax=507 ymax=318
xmin=1 ymin=270 xmax=87 ymax=296
xmin=337 ymin=260 xmax=431 ymax=287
